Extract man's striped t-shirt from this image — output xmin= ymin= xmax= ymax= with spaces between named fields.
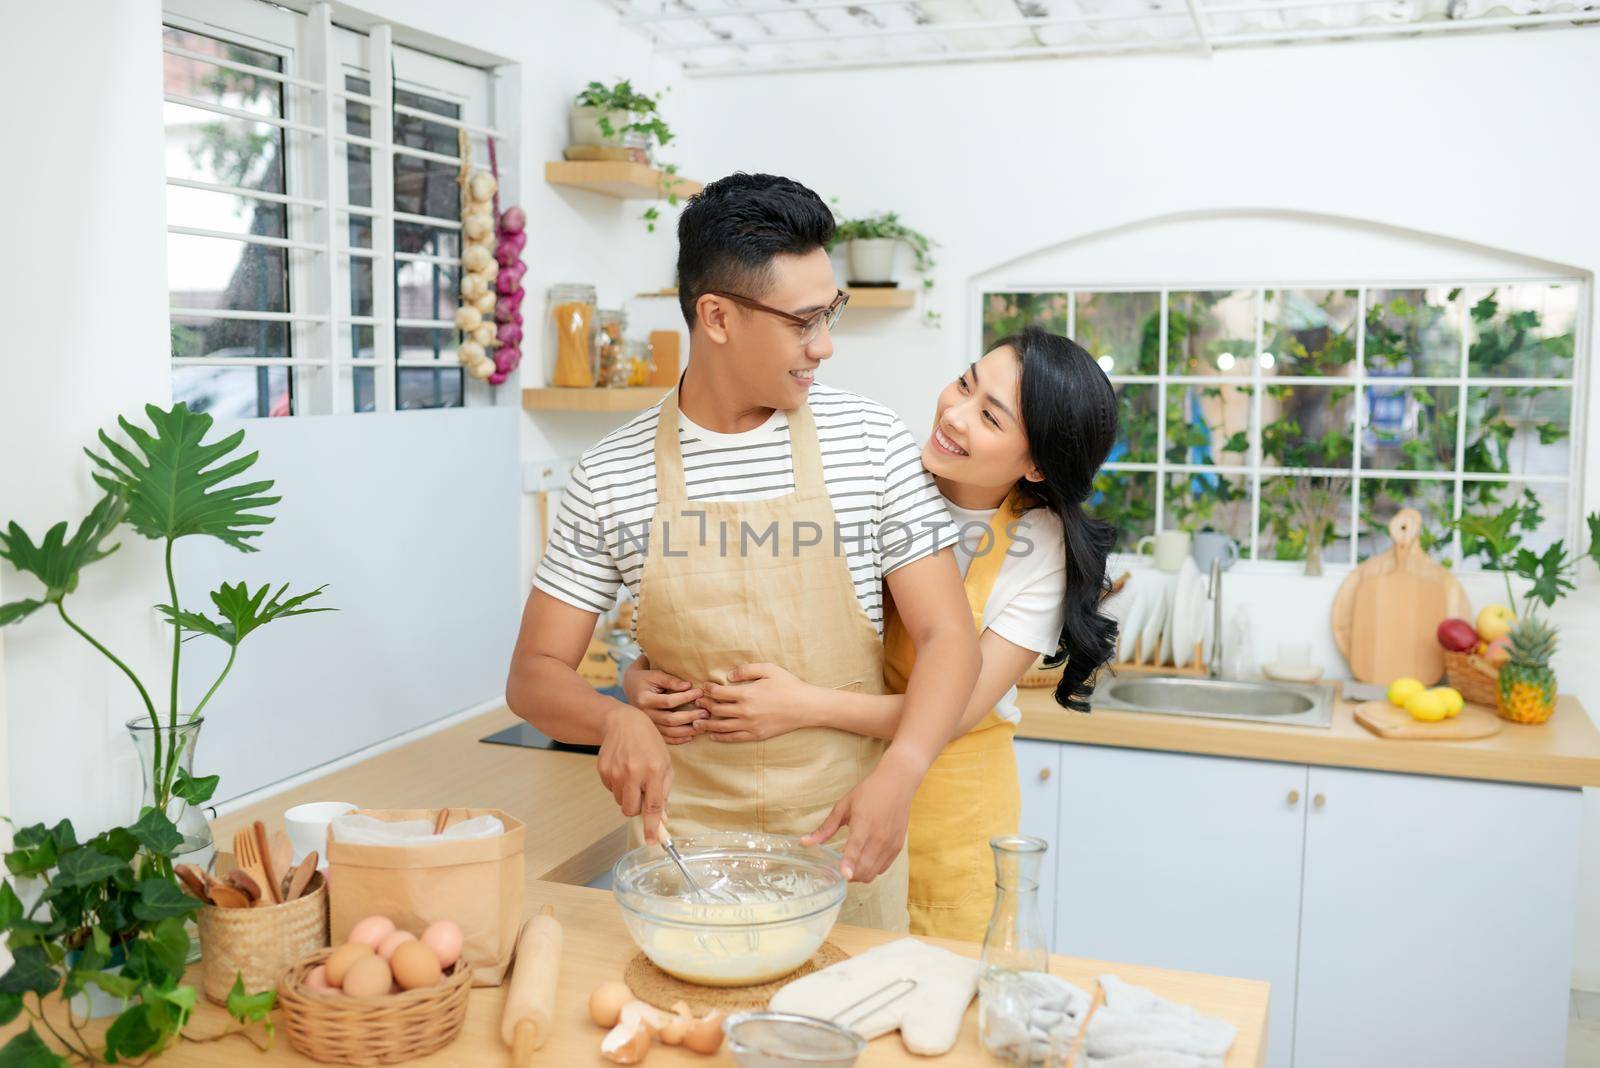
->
xmin=532 ymin=384 xmax=958 ymax=634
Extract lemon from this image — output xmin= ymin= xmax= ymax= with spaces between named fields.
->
xmin=1405 ymin=690 xmax=1450 ymax=722
xmin=1432 ymin=687 xmax=1465 ymax=718
xmin=1388 ymin=677 xmax=1426 ymax=707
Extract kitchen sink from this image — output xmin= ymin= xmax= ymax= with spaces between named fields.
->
xmin=1092 ymin=674 xmax=1334 ymax=728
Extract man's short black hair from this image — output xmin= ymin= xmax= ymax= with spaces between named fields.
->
xmin=676 ymin=173 xmax=835 ymax=329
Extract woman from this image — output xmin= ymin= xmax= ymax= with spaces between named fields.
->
xmin=625 ymin=325 xmax=1120 ymax=940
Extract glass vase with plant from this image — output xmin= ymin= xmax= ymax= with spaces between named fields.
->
xmin=0 ymin=810 xmax=277 ymax=1065
xmin=0 ymin=403 xmax=333 ymax=866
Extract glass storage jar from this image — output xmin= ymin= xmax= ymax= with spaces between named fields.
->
xmin=546 ymin=283 xmax=598 ymax=387
xmin=595 ymin=308 xmax=629 ymax=387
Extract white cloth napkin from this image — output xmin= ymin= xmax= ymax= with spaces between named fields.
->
xmin=1085 ymin=974 xmax=1238 ymax=1068
xmin=329 ymin=813 xmax=505 ymax=845
xmin=768 ymin=938 xmax=980 ymax=1055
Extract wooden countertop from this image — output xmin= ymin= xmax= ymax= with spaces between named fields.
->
xmin=22 ymin=708 xmax=1269 ymax=1066
xmin=1016 ymin=688 xmax=1600 ymax=788
xmin=213 ymin=709 xmax=627 ymax=887
xmin=24 ymin=881 xmax=1268 ymax=1067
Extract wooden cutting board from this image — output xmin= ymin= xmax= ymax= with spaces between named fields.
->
xmin=1331 ymin=509 xmax=1469 ymax=686
xmin=1353 ymin=699 xmax=1502 ymax=740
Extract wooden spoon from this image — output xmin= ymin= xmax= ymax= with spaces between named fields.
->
xmin=284 ymin=851 xmax=318 ymax=901
xmin=175 ymin=864 xmax=210 ymax=903
xmin=207 ymin=882 xmax=250 ymax=909
xmin=254 ymin=821 xmax=283 ymax=905
xmin=225 ymin=868 xmax=263 ymax=904
xmin=270 ymin=832 xmax=292 ymax=895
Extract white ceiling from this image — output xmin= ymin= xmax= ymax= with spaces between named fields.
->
xmin=604 ymin=0 xmax=1600 ymax=75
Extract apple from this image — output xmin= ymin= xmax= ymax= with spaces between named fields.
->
xmin=1436 ymin=618 xmax=1478 ymax=653
xmin=1484 ymin=635 xmax=1512 ymax=668
xmin=1476 ymin=604 xmax=1516 ymax=642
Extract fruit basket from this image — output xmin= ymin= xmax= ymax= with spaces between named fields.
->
xmin=1442 ymin=650 xmax=1499 ymax=709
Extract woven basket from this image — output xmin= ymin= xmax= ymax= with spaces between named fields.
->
xmin=278 ymin=948 xmax=473 ymax=1065
xmin=197 ymin=874 xmax=328 ymax=1005
xmin=1443 ymin=649 xmax=1500 ymax=709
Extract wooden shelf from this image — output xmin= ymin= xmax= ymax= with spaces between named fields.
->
xmin=846 ymin=286 xmax=917 ymax=309
xmin=544 ymin=161 xmax=702 ymax=201
xmin=523 ymin=386 xmax=670 ymax=413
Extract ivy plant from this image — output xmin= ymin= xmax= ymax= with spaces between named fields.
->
xmin=0 ymin=810 xmax=276 ymax=1065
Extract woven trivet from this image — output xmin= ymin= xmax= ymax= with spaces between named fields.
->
xmin=623 ymin=941 xmax=849 ymax=1015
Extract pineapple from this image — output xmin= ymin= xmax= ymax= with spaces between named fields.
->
xmin=1496 ymin=617 xmax=1558 ymax=724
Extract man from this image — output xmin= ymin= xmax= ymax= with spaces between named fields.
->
xmin=505 ymin=173 xmax=979 ymax=930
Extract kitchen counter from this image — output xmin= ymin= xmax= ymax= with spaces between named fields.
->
xmin=1016 ymin=688 xmax=1600 ymax=788
xmin=39 ymin=880 xmax=1264 ymax=1066
xmin=38 ymin=709 xmax=1271 ymax=1066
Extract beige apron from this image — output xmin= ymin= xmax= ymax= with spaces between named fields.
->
xmin=631 ymin=390 xmax=909 ymax=931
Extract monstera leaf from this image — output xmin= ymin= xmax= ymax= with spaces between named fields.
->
xmin=0 ymin=493 xmax=126 ymax=625
xmin=158 ymin=580 xmax=333 ymax=648
xmin=85 ymin=403 xmax=279 ymax=551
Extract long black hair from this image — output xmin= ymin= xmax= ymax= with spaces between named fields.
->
xmin=999 ymin=325 xmax=1120 ymax=712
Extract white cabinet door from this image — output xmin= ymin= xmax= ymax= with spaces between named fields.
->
xmin=1016 ymin=738 xmax=1063 ymax=950
xmin=1054 ymin=745 xmax=1307 ymax=1068
xmin=1294 ymin=766 xmax=1581 ymax=1068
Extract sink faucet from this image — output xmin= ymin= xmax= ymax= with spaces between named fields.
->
xmin=1206 ymin=557 xmax=1224 ymax=678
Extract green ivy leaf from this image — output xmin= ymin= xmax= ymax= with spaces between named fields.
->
xmin=85 ymin=403 xmax=279 ymax=552
xmin=0 ymin=992 xmax=19 ymax=1026
xmin=0 ymin=1025 xmax=68 ymax=1068
xmin=132 ymin=879 xmax=199 ymax=924
xmin=171 ymin=769 xmax=220 ymax=805
xmin=0 ymin=881 xmax=22 ymax=930
xmin=0 ymin=494 xmax=126 ymax=615
xmin=84 ymin=969 xmax=140 ymax=1000
xmin=128 ymin=808 xmax=183 ymax=857
xmin=226 ymin=973 xmax=277 ymax=1028
xmin=55 ymin=847 xmax=124 ymax=889
xmin=159 ymin=580 xmax=331 ymax=649
xmin=0 ymin=946 xmax=59 ymax=997
xmin=146 ymin=918 xmax=192 ymax=979
xmin=104 ymin=1003 xmax=162 ymax=1063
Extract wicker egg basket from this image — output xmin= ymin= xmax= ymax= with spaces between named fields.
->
xmin=277 ymin=948 xmax=473 ymax=1065
xmin=1443 ymin=649 xmax=1501 ymax=709
xmin=196 ymin=873 xmax=328 ymax=1005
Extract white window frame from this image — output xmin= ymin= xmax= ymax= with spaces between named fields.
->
xmin=162 ymin=0 xmax=507 ymax=415
xmin=973 ymin=278 xmax=1590 ymax=569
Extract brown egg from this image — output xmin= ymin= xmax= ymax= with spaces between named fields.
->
xmin=391 ymin=939 xmax=444 ymax=990
xmin=347 ymin=915 xmax=396 ymax=948
xmin=420 ymin=920 xmax=463 ymax=968
xmin=684 ymin=1011 xmax=726 ymax=1055
xmin=377 ymin=929 xmax=417 ymax=961
xmin=588 ymin=980 xmax=633 ymax=1027
xmin=325 ymin=942 xmax=374 ymax=987
xmin=305 ymin=965 xmax=341 ymax=996
xmin=341 ymin=954 xmax=393 ymax=998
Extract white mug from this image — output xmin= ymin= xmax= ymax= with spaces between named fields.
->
xmin=284 ymin=801 xmax=358 ymax=867
xmin=1136 ymin=530 xmax=1192 ymax=573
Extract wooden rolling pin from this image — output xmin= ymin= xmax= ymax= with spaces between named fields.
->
xmin=501 ymin=905 xmax=562 ymax=1065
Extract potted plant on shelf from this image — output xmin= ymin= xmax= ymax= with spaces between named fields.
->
xmin=568 ymin=79 xmax=673 ymax=158
xmin=0 ymin=403 xmax=333 ymax=868
xmin=1451 ymin=496 xmax=1600 ymax=724
xmin=0 ymin=810 xmax=277 ymax=1063
xmin=829 ymin=210 xmax=937 ymax=288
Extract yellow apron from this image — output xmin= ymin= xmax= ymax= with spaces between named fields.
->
xmin=632 ymin=390 xmax=909 ymax=932
xmin=883 ymin=493 xmax=1024 ymax=942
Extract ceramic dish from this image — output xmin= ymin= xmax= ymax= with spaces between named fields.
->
xmin=1170 ymin=559 xmax=1200 ymax=668
xmin=1118 ymin=579 xmax=1150 ymax=663
xmin=1138 ymin=576 xmax=1171 ymax=666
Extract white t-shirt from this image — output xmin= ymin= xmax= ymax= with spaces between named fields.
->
xmin=945 ymin=499 xmax=1068 ymax=724
xmin=533 ymin=384 xmax=959 ymax=634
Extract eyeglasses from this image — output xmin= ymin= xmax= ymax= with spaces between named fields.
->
xmin=707 ymin=289 xmax=849 ymax=345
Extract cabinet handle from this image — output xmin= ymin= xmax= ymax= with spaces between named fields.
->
xmin=1286 ymin=789 xmax=1300 ymax=805
xmin=1313 ymin=793 xmax=1326 ymax=808
xmin=1038 ymin=767 xmax=1052 ymax=783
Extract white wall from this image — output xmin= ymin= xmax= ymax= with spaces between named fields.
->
xmin=0 ymin=0 xmax=682 ymax=831
xmin=672 ymin=30 xmax=1600 ymax=984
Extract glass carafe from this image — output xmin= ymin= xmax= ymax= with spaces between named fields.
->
xmin=980 ymin=834 xmax=1049 ymax=976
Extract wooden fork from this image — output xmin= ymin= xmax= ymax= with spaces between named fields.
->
xmin=233 ymin=828 xmax=276 ymax=909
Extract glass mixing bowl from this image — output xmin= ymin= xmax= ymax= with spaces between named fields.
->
xmin=612 ymin=832 xmax=847 ymax=987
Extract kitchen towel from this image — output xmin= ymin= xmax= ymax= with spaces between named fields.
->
xmin=768 ymin=937 xmax=980 ymax=1055
xmin=1085 ymin=973 xmax=1238 ymax=1068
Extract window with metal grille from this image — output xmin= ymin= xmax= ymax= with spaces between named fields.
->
xmin=980 ymin=283 xmax=1586 ymax=567
xmin=162 ymin=0 xmax=505 ymax=416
